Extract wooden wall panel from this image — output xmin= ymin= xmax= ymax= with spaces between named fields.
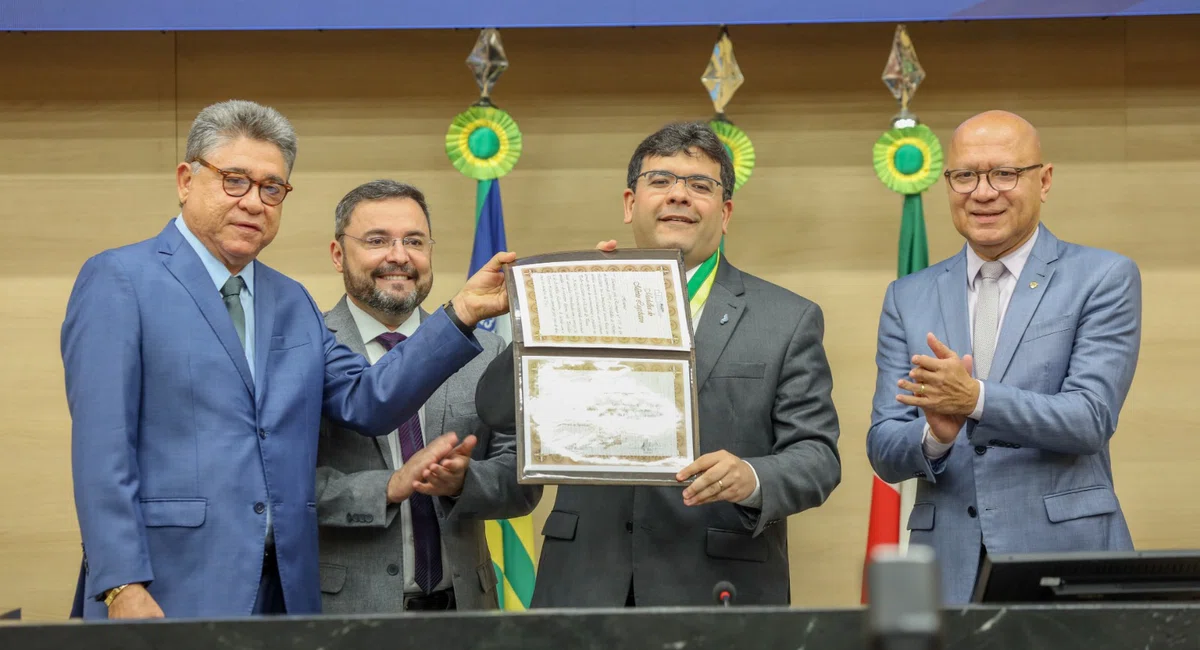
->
xmin=0 ymin=31 xmax=178 ymax=621
xmin=1 ymin=15 xmax=1198 ymax=620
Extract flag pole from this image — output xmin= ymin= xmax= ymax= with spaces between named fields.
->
xmin=862 ymin=24 xmax=943 ymax=604
xmin=445 ymin=27 xmax=533 ymax=610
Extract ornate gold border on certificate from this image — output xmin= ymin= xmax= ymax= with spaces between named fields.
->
xmin=527 ymin=358 xmax=688 ymax=467
xmin=521 ymin=263 xmax=683 ymax=346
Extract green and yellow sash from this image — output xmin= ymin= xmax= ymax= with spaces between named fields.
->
xmin=686 ymin=249 xmax=720 ymax=321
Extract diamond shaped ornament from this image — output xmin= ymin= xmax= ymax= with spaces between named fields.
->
xmin=467 ymin=28 xmax=509 ymax=100
xmin=702 ymin=32 xmax=744 ymax=115
xmin=882 ymin=24 xmax=925 ymax=111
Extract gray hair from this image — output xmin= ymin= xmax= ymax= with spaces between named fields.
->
xmin=334 ymin=179 xmax=432 ymax=238
xmin=627 ymin=121 xmax=735 ymax=201
xmin=184 ymin=99 xmax=298 ymax=175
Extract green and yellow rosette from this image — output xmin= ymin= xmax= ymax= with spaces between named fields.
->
xmin=709 ymin=119 xmax=755 ymax=192
xmin=445 ymin=105 xmax=522 ymax=180
xmin=873 ymin=123 xmax=942 ymax=194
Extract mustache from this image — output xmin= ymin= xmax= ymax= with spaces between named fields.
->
xmin=372 ymin=263 xmax=419 ymax=279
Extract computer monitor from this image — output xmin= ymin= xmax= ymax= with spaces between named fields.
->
xmin=972 ymin=550 xmax=1200 ymax=603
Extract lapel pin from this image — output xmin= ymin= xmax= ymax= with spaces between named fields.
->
xmin=719 ymin=313 xmax=729 ymax=325
xmin=1029 ymin=281 xmax=1039 ymax=289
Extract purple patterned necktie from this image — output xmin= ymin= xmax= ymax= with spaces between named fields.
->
xmin=376 ymin=331 xmax=443 ymax=593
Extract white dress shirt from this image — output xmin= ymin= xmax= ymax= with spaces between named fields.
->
xmin=686 ymin=261 xmax=763 ymax=508
xmin=922 ymin=228 xmax=1040 ymax=459
xmin=345 ymin=299 xmax=452 ymax=594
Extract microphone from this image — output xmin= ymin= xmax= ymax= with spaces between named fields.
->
xmin=712 ymin=581 xmax=736 ymax=607
xmin=866 ymin=544 xmax=943 ymax=650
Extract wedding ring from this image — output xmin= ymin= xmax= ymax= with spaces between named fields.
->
xmin=918 ymin=384 xmax=926 ymax=395
xmin=718 ymin=479 xmax=725 ymax=491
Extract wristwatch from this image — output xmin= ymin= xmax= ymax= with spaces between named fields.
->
xmin=443 ymin=299 xmax=475 ymax=336
xmin=103 ymin=583 xmax=133 ymax=607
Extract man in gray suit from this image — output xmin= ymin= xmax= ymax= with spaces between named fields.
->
xmin=475 ymin=122 xmax=842 ymax=607
xmin=867 ymin=110 xmax=1142 ymax=604
xmin=316 ymin=180 xmax=541 ymax=613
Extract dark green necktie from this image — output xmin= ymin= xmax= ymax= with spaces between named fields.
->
xmin=221 ymin=275 xmax=246 ymax=348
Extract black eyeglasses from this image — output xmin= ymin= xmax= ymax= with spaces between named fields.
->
xmin=944 ymin=164 xmax=1044 ymax=194
xmin=635 ymin=170 xmax=723 ymax=198
xmin=193 ymin=158 xmax=293 ymax=206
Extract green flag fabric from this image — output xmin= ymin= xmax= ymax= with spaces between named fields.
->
xmin=898 ymin=193 xmax=930 ymax=277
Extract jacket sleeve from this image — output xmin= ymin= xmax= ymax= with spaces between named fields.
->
xmin=741 ymin=301 xmax=843 ymax=536
xmin=320 ymin=304 xmax=482 ymax=436
xmin=62 ymin=252 xmax=155 ymax=600
xmin=866 ymin=281 xmax=950 ymax=485
xmin=441 ymin=337 xmax=541 ymax=520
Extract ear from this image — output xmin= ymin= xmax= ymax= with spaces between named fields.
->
xmin=622 ymin=188 xmax=636 ymax=225
xmin=330 ymin=239 xmax=344 ymax=273
xmin=176 ymin=162 xmax=194 ymax=205
xmin=720 ymin=198 xmax=733 ymax=235
xmin=1039 ymin=163 xmax=1054 ymax=202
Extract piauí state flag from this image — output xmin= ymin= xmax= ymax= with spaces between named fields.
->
xmin=470 ymin=178 xmax=536 ymax=610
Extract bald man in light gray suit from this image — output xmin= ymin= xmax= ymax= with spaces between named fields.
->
xmin=867 ymin=111 xmax=1141 ymax=604
xmin=315 ymin=180 xmax=540 ymax=613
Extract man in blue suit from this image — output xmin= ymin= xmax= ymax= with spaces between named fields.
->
xmin=61 ymin=99 xmax=516 ymax=619
xmin=866 ymin=110 xmax=1141 ymax=604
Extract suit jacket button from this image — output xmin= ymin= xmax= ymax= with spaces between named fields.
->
xmin=387 ymin=564 xmax=400 ymax=576
xmin=625 ymin=521 xmax=633 ymax=533
xmin=974 ymin=445 xmax=987 ymax=455
xmin=258 ymin=429 xmax=267 ymax=439
xmin=913 ymin=471 xmax=926 ymax=478
xmin=967 ymin=506 xmax=978 ymax=518
xmin=254 ymin=502 xmax=265 ymax=514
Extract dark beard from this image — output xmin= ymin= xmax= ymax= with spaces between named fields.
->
xmin=345 ymin=262 xmax=431 ymax=319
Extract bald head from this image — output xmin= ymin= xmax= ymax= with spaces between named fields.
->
xmin=943 ymin=110 xmax=1053 ymax=261
xmin=948 ymin=110 xmax=1042 ymax=165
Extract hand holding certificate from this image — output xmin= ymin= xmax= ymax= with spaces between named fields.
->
xmin=505 ymin=249 xmax=700 ymax=485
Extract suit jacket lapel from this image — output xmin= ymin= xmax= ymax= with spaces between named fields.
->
xmin=324 ymin=295 xmax=368 ymax=353
xmin=936 ymin=250 xmax=971 ymax=361
xmin=158 ymin=225 xmax=254 ymax=396
xmin=987 ymin=226 xmax=1059 ymax=382
xmin=418 ymin=309 xmax=449 ymax=444
xmin=253 ymin=263 xmax=274 ymax=410
xmin=324 ymin=296 xmax=394 ymax=469
xmin=695 ymin=260 xmax=746 ymax=391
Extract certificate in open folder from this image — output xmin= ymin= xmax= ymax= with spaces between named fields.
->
xmin=505 ymin=249 xmax=700 ymax=485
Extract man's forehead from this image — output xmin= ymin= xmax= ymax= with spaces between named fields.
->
xmin=948 ymin=139 xmax=1027 ymax=167
xmin=351 ymin=198 xmax=429 ymax=233
xmin=206 ymin=139 xmax=288 ymax=179
xmin=643 ymin=150 xmax=719 ymax=173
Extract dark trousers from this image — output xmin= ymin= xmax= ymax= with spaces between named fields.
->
xmin=253 ymin=546 xmax=286 ymax=615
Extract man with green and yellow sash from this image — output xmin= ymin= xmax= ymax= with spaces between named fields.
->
xmin=475 ymin=121 xmax=842 ymax=607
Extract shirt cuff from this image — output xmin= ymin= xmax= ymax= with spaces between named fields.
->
xmin=736 ymin=462 xmax=763 ymax=509
xmin=969 ymin=380 xmax=985 ymax=420
xmin=921 ymin=423 xmax=955 ymax=459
